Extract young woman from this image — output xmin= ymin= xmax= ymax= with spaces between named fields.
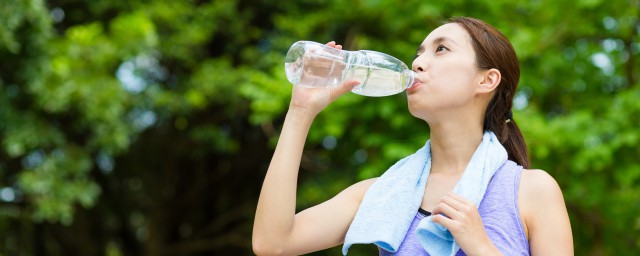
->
xmin=253 ymin=17 xmax=573 ymax=255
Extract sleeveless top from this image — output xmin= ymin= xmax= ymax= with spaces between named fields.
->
xmin=378 ymin=160 xmax=530 ymax=255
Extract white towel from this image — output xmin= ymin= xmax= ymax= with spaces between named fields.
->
xmin=343 ymin=131 xmax=508 ymax=255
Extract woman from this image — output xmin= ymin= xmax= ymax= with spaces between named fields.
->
xmin=253 ymin=17 xmax=573 ymax=255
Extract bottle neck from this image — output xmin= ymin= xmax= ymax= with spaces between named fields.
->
xmin=404 ymin=70 xmax=416 ymax=89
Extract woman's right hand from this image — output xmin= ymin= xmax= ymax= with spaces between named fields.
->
xmin=288 ymin=41 xmax=360 ymax=117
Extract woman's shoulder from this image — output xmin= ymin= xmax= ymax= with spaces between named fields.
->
xmin=518 ymin=169 xmax=567 ymax=234
xmin=518 ymin=169 xmax=574 ymax=253
xmin=519 ymin=169 xmax=563 ymax=198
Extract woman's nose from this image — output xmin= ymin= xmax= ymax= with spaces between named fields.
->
xmin=412 ymin=61 xmax=425 ymax=72
xmin=412 ymin=56 xmax=426 ymax=72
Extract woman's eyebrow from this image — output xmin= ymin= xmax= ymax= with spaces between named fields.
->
xmin=416 ymin=36 xmax=459 ymax=55
xmin=432 ymin=36 xmax=459 ymax=47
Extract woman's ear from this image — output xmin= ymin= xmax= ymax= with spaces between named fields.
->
xmin=477 ymin=68 xmax=501 ymax=93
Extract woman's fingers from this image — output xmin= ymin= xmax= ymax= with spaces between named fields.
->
xmin=439 ymin=193 xmax=474 ymax=213
xmin=445 ymin=192 xmax=472 ymax=204
xmin=432 ymin=212 xmax=455 ymax=228
xmin=325 ymin=41 xmax=343 ymax=50
xmin=431 ymin=193 xmax=478 ymax=231
xmin=431 ymin=200 xmax=461 ymax=220
xmin=439 ymin=195 xmax=464 ymax=212
xmin=430 ymin=193 xmax=496 ymax=254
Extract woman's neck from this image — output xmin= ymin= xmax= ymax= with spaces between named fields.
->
xmin=428 ymin=122 xmax=484 ymax=175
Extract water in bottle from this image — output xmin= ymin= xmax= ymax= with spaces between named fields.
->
xmin=284 ymin=41 xmax=415 ymax=97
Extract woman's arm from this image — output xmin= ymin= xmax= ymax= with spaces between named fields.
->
xmin=252 ymin=107 xmax=374 ymax=255
xmin=252 ymin=44 xmax=365 ymax=255
xmin=251 ymin=107 xmax=316 ymax=255
xmin=519 ymin=169 xmax=574 ymax=255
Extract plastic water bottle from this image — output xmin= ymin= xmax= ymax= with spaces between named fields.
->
xmin=284 ymin=41 xmax=415 ymax=97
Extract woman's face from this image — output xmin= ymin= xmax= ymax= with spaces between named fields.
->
xmin=407 ymin=23 xmax=483 ymax=122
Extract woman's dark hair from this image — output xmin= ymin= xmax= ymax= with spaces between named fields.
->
xmin=449 ymin=17 xmax=530 ymax=168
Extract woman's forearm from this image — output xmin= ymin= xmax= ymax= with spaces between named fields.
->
xmin=252 ymin=108 xmax=316 ymax=254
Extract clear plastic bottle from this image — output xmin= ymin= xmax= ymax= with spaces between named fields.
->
xmin=284 ymin=41 xmax=415 ymax=97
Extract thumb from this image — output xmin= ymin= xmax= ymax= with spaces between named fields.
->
xmin=332 ymin=79 xmax=360 ymax=98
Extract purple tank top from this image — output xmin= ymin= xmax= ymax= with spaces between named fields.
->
xmin=378 ymin=160 xmax=530 ymax=255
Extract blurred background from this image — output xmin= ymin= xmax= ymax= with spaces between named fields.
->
xmin=0 ymin=0 xmax=638 ymax=255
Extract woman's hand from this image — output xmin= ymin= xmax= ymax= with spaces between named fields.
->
xmin=289 ymin=41 xmax=360 ymax=117
xmin=431 ymin=193 xmax=502 ymax=256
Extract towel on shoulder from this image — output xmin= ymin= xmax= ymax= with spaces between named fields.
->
xmin=343 ymin=131 xmax=508 ymax=256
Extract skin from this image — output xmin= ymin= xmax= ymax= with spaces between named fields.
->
xmin=253 ymin=24 xmax=573 ymax=256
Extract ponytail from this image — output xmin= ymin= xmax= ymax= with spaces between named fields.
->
xmin=484 ymin=101 xmax=530 ymax=168
xmin=503 ymin=118 xmax=530 ymax=168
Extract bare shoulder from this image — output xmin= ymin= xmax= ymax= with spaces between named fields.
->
xmin=519 ymin=169 xmax=565 ymax=215
xmin=520 ymin=169 xmax=562 ymax=194
xmin=518 ymin=169 xmax=573 ymax=255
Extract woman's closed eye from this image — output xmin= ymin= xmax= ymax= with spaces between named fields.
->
xmin=414 ymin=44 xmax=448 ymax=59
xmin=435 ymin=45 xmax=448 ymax=53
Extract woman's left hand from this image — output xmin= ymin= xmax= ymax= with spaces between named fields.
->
xmin=431 ymin=192 xmax=502 ymax=256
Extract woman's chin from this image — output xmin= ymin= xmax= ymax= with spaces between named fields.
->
xmin=407 ymin=101 xmax=422 ymax=118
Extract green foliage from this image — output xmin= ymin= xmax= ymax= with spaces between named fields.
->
xmin=18 ymin=146 xmax=100 ymax=225
xmin=0 ymin=0 xmax=639 ymax=255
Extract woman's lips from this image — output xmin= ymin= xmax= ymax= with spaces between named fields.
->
xmin=406 ymin=80 xmax=422 ymax=93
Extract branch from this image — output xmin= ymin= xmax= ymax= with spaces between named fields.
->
xmin=624 ymin=18 xmax=638 ymax=87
